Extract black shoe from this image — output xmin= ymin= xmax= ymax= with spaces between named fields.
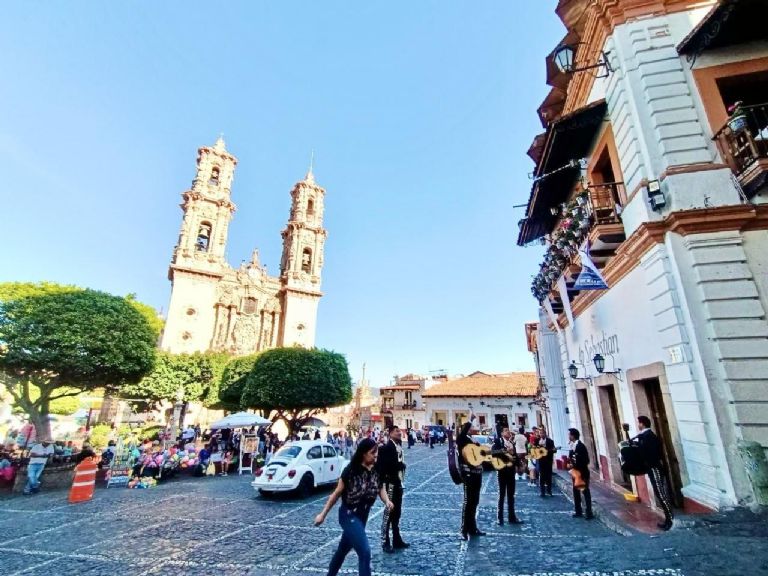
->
xmin=658 ymin=520 xmax=673 ymax=531
xmin=497 ymin=518 xmax=504 ymax=526
xmin=460 ymin=531 xmax=469 ymax=541
xmin=547 ymin=492 xmax=553 ymax=496
xmin=392 ymin=541 xmax=410 ymax=549
xmin=539 ymin=493 xmax=546 ymax=497
xmin=572 ymin=512 xmax=584 ymax=518
xmin=382 ymin=543 xmax=394 ymax=553
xmin=508 ymin=517 xmax=523 ymax=524
xmin=469 ymin=529 xmax=486 ymax=536
xmin=585 ymin=513 xmax=595 ymax=520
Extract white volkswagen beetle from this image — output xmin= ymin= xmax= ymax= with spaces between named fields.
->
xmin=252 ymin=440 xmax=348 ymax=497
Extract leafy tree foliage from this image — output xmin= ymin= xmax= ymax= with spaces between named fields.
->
xmin=216 ymin=354 xmax=259 ymax=411
xmin=118 ymin=351 xmax=231 ymax=408
xmin=0 ymin=287 xmax=157 ymax=439
xmin=241 ymin=348 xmax=352 ymax=431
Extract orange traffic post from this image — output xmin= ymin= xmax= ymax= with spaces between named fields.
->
xmin=68 ymin=457 xmax=98 ymax=503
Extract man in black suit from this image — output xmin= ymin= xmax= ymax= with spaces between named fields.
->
xmin=493 ymin=427 xmax=523 ymax=525
xmin=632 ymin=415 xmax=674 ymax=530
xmin=377 ymin=425 xmax=409 ymax=552
xmin=536 ymin=427 xmax=557 ymax=497
xmin=568 ymin=428 xmax=593 ymax=519
xmin=456 ymin=416 xmax=485 ymax=539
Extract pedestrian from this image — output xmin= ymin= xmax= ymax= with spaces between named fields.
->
xmin=344 ymin=433 xmax=353 ymax=459
xmin=315 ymin=438 xmax=394 ymax=576
xmin=535 ymin=427 xmax=556 ymax=497
xmin=377 ymin=425 xmax=409 ymax=553
xmin=407 ymin=428 xmax=415 ymax=449
xmin=567 ymin=428 xmax=593 ymax=520
xmin=631 ymin=416 xmax=674 ymax=530
xmin=493 ymin=427 xmax=522 ymax=525
xmin=456 ymin=415 xmax=485 ymax=539
xmin=23 ymin=437 xmax=54 ymax=495
xmin=513 ymin=426 xmax=528 ymax=481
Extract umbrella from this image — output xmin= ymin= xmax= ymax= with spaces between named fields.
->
xmin=209 ymin=412 xmax=271 ymax=429
xmin=301 ymin=417 xmax=327 ymax=428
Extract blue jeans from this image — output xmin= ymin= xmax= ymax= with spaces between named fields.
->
xmin=327 ymin=504 xmax=371 ymax=576
xmin=24 ymin=463 xmax=45 ymax=494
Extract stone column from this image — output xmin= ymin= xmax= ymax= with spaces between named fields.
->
xmin=539 ymin=309 xmax=570 ymax=449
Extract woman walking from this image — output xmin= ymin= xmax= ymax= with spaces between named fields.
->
xmin=315 ymin=438 xmax=394 ymax=576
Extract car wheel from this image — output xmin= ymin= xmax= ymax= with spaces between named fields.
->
xmin=298 ymin=473 xmax=314 ymax=498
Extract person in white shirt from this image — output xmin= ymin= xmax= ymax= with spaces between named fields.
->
xmin=513 ymin=427 xmax=528 ymax=480
xmin=24 ymin=438 xmax=54 ymax=495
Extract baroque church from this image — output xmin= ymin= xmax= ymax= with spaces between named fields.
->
xmin=160 ymin=137 xmax=326 ymax=356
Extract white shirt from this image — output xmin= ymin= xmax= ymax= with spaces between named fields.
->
xmin=513 ymin=433 xmax=528 ymax=454
xmin=28 ymin=443 xmax=54 ymax=466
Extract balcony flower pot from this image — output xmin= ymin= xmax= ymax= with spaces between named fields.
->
xmin=727 ymin=101 xmax=748 ymax=133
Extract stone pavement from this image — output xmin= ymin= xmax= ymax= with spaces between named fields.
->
xmin=0 ymin=444 xmax=766 ymax=576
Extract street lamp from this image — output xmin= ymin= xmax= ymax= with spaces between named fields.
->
xmin=593 ymin=353 xmax=623 ymax=380
xmin=568 ymin=361 xmax=579 ymax=380
xmin=553 ymin=43 xmax=612 ymax=78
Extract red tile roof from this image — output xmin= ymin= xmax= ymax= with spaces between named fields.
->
xmin=423 ymin=372 xmax=539 ymax=398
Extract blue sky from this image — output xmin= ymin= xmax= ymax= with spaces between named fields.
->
xmin=0 ymin=2 xmax=562 ymax=386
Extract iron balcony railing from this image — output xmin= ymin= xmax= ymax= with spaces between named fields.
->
xmin=714 ymin=103 xmax=768 ymax=177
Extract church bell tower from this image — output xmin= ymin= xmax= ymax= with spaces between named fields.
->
xmin=161 ymin=137 xmax=238 ymax=353
xmin=278 ymin=166 xmax=327 ymax=347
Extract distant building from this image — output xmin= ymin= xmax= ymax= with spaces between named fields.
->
xmin=380 ymin=374 xmax=445 ymax=430
xmin=422 ymin=372 xmax=540 ymax=432
xmin=161 ymin=137 xmax=327 ymax=355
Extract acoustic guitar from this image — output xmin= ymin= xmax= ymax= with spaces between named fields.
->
xmin=529 ymin=445 xmax=561 ymax=460
xmin=461 ymin=444 xmax=515 ymax=470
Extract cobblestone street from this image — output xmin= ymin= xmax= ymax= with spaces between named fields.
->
xmin=0 ymin=444 xmax=765 ymax=576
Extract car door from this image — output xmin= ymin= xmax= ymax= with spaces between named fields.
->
xmin=322 ymin=445 xmax=339 ymax=484
xmin=305 ymin=445 xmax=324 ymax=485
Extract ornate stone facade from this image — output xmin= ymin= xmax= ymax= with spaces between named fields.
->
xmin=160 ymin=137 xmax=326 ymax=355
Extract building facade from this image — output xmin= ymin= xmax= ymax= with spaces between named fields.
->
xmin=380 ymin=374 xmax=443 ymax=430
xmin=518 ymin=1 xmax=768 ymax=510
xmin=422 ymin=372 xmax=540 ymax=432
xmin=161 ymin=137 xmax=327 ymax=355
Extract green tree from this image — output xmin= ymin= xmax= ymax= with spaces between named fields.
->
xmin=241 ymin=347 xmax=352 ymax=432
xmin=118 ymin=351 xmax=231 ymax=408
xmin=0 ymin=288 xmax=157 ymax=439
xmin=215 ymin=354 xmax=259 ymax=411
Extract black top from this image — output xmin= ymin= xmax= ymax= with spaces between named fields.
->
xmin=632 ymin=429 xmax=663 ymax=469
xmin=341 ymin=463 xmax=382 ymax=519
xmin=376 ymin=440 xmax=406 ymax=485
xmin=456 ymin=422 xmax=481 ymax=474
xmin=536 ymin=437 xmax=557 ymax=464
xmin=569 ymin=440 xmax=590 ymax=475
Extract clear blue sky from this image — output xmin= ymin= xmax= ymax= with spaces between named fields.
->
xmin=0 ymin=2 xmax=562 ymax=387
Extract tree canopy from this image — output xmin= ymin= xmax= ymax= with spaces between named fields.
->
xmin=241 ymin=347 xmax=352 ymax=431
xmin=216 ymin=354 xmax=259 ymax=411
xmin=117 ymin=351 xmax=230 ymax=408
xmin=0 ymin=284 xmax=158 ymax=438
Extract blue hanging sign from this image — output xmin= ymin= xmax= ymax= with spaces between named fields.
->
xmin=573 ymin=243 xmax=608 ymax=291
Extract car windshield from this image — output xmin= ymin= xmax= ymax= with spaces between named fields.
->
xmin=274 ymin=445 xmax=302 ymax=459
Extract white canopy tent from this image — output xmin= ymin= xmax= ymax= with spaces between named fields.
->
xmin=209 ymin=412 xmax=271 ymax=430
xmin=208 ymin=412 xmax=272 ymax=475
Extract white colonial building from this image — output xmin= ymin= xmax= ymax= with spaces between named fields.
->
xmin=519 ymin=0 xmax=768 ymax=511
xmin=380 ymin=374 xmax=444 ymax=431
xmin=422 ymin=372 xmax=541 ymax=433
xmin=161 ymin=137 xmax=326 ymax=355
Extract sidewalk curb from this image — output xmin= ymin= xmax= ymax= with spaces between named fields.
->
xmin=553 ymin=472 xmax=635 ymax=537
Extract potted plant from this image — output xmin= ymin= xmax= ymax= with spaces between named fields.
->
xmin=727 ymin=101 xmax=748 ymax=133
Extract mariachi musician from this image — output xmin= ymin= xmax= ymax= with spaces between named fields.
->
xmin=456 ymin=415 xmax=485 ymax=539
xmin=631 ymin=416 xmax=674 ymax=530
xmin=535 ymin=427 xmax=556 ymax=497
xmin=567 ymin=428 xmax=593 ymax=519
xmin=492 ymin=427 xmax=522 ymax=525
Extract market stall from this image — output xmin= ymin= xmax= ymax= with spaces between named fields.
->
xmin=209 ymin=412 xmax=271 ymax=474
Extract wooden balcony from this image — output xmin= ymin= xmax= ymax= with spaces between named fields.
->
xmin=587 ymin=182 xmax=626 ymax=267
xmin=714 ymin=103 xmax=768 ymax=197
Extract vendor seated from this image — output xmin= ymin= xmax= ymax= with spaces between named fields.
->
xmin=75 ymin=443 xmax=97 ymax=464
